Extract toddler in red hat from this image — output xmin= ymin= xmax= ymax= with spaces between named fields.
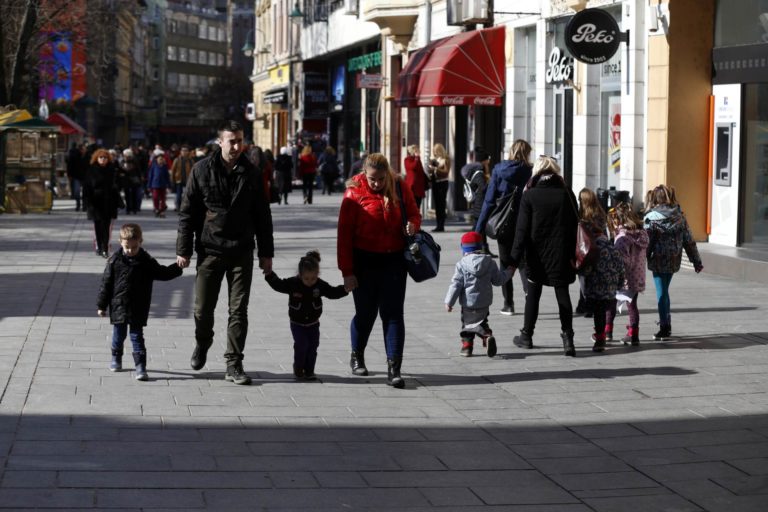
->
xmin=445 ymin=231 xmax=513 ymax=357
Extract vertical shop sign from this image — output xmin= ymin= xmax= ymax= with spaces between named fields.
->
xmin=304 ymin=72 xmax=329 ymax=118
xmin=608 ymin=95 xmax=621 ymax=172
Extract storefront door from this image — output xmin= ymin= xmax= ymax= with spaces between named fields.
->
xmin=742 ymin=83 xmax=768 ymax=248
xmin=553 ymin=87 xmax=573 ymax=187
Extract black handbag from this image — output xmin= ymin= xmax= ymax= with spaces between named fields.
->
xmin=396 ymin=182 xmax=441 ymax=282
xmin=485 ymin=186 xmax=519 ymax=242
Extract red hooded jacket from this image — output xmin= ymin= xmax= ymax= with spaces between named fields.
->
xmin=298 ymin=153 xmax=317 ymax=177
xmin=403 ymin=155 xmax=428 ymax=199
xmin=337 ymin=173 xmax=422 ymax=277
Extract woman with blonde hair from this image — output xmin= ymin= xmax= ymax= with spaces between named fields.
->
xmin=474 ymin=139 xmax=533 ymax=314
xmin=337 ymin=153 xmax=421 ymax=388
xmin=403 ymin=144 xmax=429 ymax=208
xmin=509 ymin=156 xmax=579 ymax=356
xmin=84 ymin=148 xmax=122 ymax=257
xmin=428 ymin=143 xmax=450 ymax=232
xmin=298 ymin=144 xmax=318 ymax=204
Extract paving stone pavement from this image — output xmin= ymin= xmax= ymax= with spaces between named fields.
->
xmin=1 ymin=191 xmax=768 ymax=511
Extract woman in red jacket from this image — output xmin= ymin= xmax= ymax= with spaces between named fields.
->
xmin=298 ymin=145 xmax=317 ymax=204
xmin=403 ymin=144 xmax=429 ymax=208
xmin=337 ymin=153 xmax=421 ymax=388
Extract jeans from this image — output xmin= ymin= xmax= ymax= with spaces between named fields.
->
xmin=194 ymin=251 xmax=254 ymax=366
xmin=523 ymin=281 xmax=573 ymax=335
xmin=432 ymin=180 xmax=449 ymax=229
xmin=652 ymin=272 xmax=674 ymax=326
xmin=497 ymin=239 xmax=529 ymax=309
xmin=175 ymin=184 xmax=185 ymax=210
xmin=302 ymin=174 xmax=315 ymax=203
xmin=70 ymin=178 xmax=82 ymax=210
xmin=350 ymin=249 xmax=407 ymax=359
xmin=112 ymin=323 xmax=145 ymax=353
xmin=290 ymin=322 xmax=320 ymax=374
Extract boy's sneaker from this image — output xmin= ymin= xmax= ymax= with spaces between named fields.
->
xmin=485 ymin=336 xmax=497 ymax=358
xmin=500 ymin=306 xmax=514 ymax=315
xmin=460 ymin=341 xmax=473 ymax=357
xmin=225 ymin=364 xmax=252 ymax=385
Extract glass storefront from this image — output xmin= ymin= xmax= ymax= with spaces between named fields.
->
xmin=714 ymin=0 xmax=768 ymax=47
xmin=743 ymin=83 xmax=768 ymax=248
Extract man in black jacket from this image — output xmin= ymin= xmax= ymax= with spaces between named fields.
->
xmin=176 ymin=120 xmax=274 ymax=385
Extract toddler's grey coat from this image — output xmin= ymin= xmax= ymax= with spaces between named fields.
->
xmin=445 ymin=252 xmax=511 ymax=309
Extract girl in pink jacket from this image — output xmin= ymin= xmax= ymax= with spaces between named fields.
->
xmin=606 ymin=203 xmax=649 ymax=346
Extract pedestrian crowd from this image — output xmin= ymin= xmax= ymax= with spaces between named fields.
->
xmin=89 ymin=123 xmax=703 ymax=389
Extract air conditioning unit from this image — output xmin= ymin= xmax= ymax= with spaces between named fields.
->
xmin=447 ymin=0 xmax=491 ymax=26
xmin=344 ymin=0 xmax=358 ymax=16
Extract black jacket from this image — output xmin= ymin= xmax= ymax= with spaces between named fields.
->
xmin=510 ymin=172 xmax=578 ymax=287
xmin=265 ymin=272 xmax=347 ymax=325
xmin=176 ymin=149 xmax=274 ymax=259
xmin=83 ymin=163 xmax=121 ymax=222
xmin=97 ymin=248 xmax=183 ymax=325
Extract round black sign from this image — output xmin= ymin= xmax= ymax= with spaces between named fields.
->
xmin=565 ymin=8 xmax=621 ymax=64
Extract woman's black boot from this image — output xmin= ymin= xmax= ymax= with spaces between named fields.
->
xmin=561 ymin=331 xmax=576 ymax=357
xmin=350 ymin=351 xmax=368 ymax=376
xmin=387 ymin=358 xmax=405 ymax=389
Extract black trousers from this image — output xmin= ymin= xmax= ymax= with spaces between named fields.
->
xmin=302 ymin=174 xmax=315 ymax=203
xmin=523 ymin=281 xmax=573 ymax=336
xmin=93 ymin=219 xmax=111 ymax=253
xmin=432 ymin=180 xmax=448 ymax=229
xmin=497 ymin=239 xmax=529 ymax=309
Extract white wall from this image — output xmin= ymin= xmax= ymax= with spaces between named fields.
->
xmin=709 ymin=84 xmax=742 ymax=247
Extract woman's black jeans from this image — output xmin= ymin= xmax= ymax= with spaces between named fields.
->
xmin=432 ymin=180 xmax=448 ymax=229
xmin=523 ymin=281 xmax=573 ymax=336
xmin=302 ymin=174 xmax=315 ymax=204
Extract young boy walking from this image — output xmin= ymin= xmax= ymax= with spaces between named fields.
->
xmin=445 ymin=231 xmax=512 ymax=357
xmin=97 ymin=223 xmax=183 ymax=380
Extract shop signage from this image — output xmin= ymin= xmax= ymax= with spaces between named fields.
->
xmin=565 ymin=8 xmax=622 ymax=64
xmin=268 ymin=65 xmax=290 ymax=86
xmin=348 ymin=51 xmax=381 ymax=72
xmin=304 ymin=72 xmax=329 ymax=118
xmin=545 ymin=47 xmax=573 ymax=84
xmin=356 ymin=73 xmax=383 ymax=89
xmin=263 ymin=88 xmax=287 ymax=104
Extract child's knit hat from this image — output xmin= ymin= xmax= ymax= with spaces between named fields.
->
xmin=460 ymin=231 xmax=483 ymax=254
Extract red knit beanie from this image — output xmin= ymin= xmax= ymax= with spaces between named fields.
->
xmin=460 ymin=231 xmax=483 ymax=253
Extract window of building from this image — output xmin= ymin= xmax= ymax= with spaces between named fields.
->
xmin=217 ymin=53 xmax=224 ymax=66
xmin=218 ymin=27 xmax=225 ymax=42
xmin=169 ymin=19 xmax=178 ymax=33
xmin=200 ymin=51 xmax=208 ymax=65
xmin=167 ymin=72 xmax=178 ymax=87
xmin=190 ymin=49 xmax=198 ymax=64
xmin=715 ymin=0 xmax=768 ymax=47
xmin=208 ymin=26 xmax=217 ymax=40
xmin=199 ymin=21 xmax=207 ymax=39
xmin=179 ymin=73 xmax=188 ymax=91
xmin=189 ymin=74 xmax=198 ymax=91
xmin=167 ymin=45 xmax=177 ymax=61
xmin=179 ymin=47 xmax=188 ymax=62
xmin=152 ymin=37 xmax=159 ymax=50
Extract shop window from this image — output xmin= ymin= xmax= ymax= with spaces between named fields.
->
xmin=715 ymin=0 xmax=768 ymax=47
xmin=743 ymin=83 xmax=768 ymax=247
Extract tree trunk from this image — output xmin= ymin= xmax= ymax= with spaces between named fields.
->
xmin=9 ymin=0 xmax=40 ymax=107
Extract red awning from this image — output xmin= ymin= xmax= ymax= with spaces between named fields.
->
xmin=396 ymin=26 xmax=506 ymax=108
xmin=46 ymin=112 xmax=86 ymax=135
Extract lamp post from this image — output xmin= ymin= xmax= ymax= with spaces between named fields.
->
xmin=287 ymin=2 xmax=303 ymax=144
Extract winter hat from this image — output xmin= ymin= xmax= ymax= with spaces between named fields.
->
xmin=460 ymin=231 xmax=483 ymax=254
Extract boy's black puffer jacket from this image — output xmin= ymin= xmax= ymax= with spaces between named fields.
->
xmin=97 ymin=248 xmax=183 ymax=325
xmin=176 ymin=148 xmax=274 ymax=259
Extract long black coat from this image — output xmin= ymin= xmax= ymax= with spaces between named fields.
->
xmin=510 ymin=172 xmax=578 ymax=287
xmin=97 ymin=248 xmax=183 ymax=325
xmin=83 ymin=163 xmax=121 ymax=222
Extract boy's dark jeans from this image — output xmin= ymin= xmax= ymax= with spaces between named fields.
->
xmin=194 ymin=251 xmax=254 ymax=366
xmin=290 ymin=322 xmax=320 ymax=374
xmin=112 ymin=323 xmax=145 ymax=353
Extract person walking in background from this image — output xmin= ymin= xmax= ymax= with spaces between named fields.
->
xmin=121 ymin=149 xmax=142 ymax=215
xmin=147 ymin=154 xmax=171 ymax=217
xmin=319 ymin=146 xmax=340 ymax=195
xmin=428 ymin=143 xmax=450 ymax=232
xmin=461 ymin=148 xmax=491 ymax=225
xmin=97 ymin=223 xmax=183 ymax=381
xmin=445 ymin=231 xmax=512 ymax=358
xmin=84 ymin=148 xmax=122 ymax=258
xmin=403 ymin=144 xmax=429 ymax=208
xmin=66 ymin=142 xmax=86 ymax=212
xmin=171 ymin=145 xmax=193 ymax=212
xmin=275 ymin=147 xmax=293 ymax=205
xmin=176 ymin=120 xmax=274 ymax=386
xmin=474 ymin=140 xmax=533 ymax=315
xmin=349 ymin=150 xmax=367 ymax=179
xmin=509 ymin=156 xmax=579 ymax=356
xmin=644 ymin=184 xmax=703 ymax=340
xmin=575 ymin=188 xmax=609 ymax=317
xmin=298 ymin=145 xmax=318 ymax=204
xmin=337 ymin=153 xmax=421 ymax=388
xmin=606 ymin=202 xmax=649 ymax=346
xmin=265 ymin=251 xmax=348 ymax=380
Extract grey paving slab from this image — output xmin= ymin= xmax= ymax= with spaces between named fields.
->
xmin=3 ymin=196 xmax=768 ymax=509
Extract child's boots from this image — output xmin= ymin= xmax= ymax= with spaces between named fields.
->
xmin=591 ymin=333 xmax=607 ymax=353
xmin=604 ymin=324 xmax=614 ymax=342
xmin=110 ymin=349 xmax=123 ymax=372
xmin=133 ymin=351 xmax=148 ymax=381
xmin=622 ymin=325 xmax=640 ymax=346
xmin=460 ymin=340 xmax=473 ymax=357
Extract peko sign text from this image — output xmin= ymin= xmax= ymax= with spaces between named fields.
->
xmin=565 ymin=8 xmax=622 ymax=64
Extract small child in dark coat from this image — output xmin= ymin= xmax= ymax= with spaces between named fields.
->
xmin=97 ymin=223 xmax=183 ymax=380
xmin=265 ymin=251 xmax=348 ymax=380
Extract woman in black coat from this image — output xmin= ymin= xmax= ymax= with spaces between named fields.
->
xmin=83 ymin=148 xmax=122 ymax=257
xmin=509 ymin=156 xmax=579 ymax=356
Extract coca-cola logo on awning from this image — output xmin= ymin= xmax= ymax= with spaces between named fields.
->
xmin=565 ymin=8 xmax=621 ymax=64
